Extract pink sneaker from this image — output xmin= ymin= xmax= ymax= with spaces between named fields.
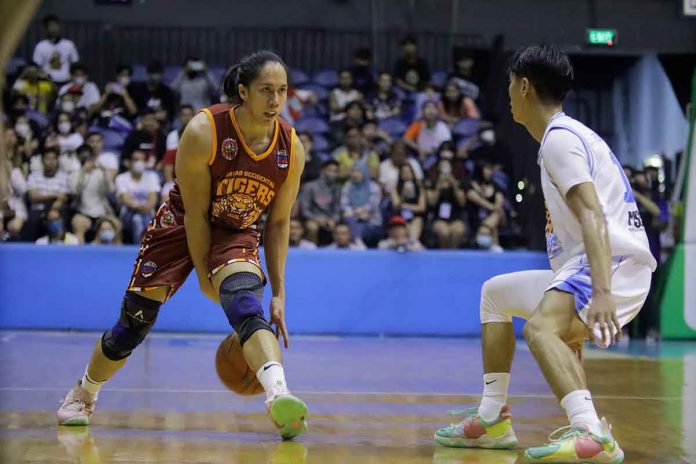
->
xmin=57 ymin=380 xmax=96 ymax=426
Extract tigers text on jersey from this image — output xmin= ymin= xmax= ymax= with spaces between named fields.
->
xmin=538 ymin=112 xmax=656 ymax=273
xmin=169 ymin=103 xmax=296 ymax=230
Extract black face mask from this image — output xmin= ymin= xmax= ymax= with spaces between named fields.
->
xmin=186 ymin=70 xmax=199 ymax=79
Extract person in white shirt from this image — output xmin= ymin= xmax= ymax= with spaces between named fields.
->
xmin=57 ymin=63 xmax=101 ymax=110
xmin=329 ymin=69 xmax=363 ymax=122
xmin=115 ymin=149 xmax=161 ymax=243
xmin=403 ymin=101 xmax=452 ymax=163
xmin=70 ymin=145 xmax=115 ymax=243
xmin=434 ymin=45 xmax=654 ymax=464
xmin=32 ymin=15 xmax=79 ymax=84
xmin=378 ymin=140 xmax=424 ymax=193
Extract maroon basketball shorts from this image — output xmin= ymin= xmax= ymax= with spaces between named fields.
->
xmin=127 ymin=203 xmax=264 ymax=300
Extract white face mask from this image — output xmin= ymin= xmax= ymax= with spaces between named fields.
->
xmin=480 ymin=130 xmax=495 ymax=144
xmin=132 ymin=160 xmax=146 ymax=174
xmin=15 ymin=122 xmax=31 ymax=139
xmin=58 ymin=121 xmax=72 ymax=134
xmin=118 ymin=76 xmax=130 ymax=86
xmin=61 ymin=100 xmax=75 ymax=113
xmin=74 ymin=76 xmax=86 ymax=85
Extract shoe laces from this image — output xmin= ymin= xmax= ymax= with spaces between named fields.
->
xmin=444 ymin=407 xmax=479 ymax=431
xmin=547 ymin=425 xmax=590 ymax=443
xmin=60 ymin=391 xmax=86 ymax=412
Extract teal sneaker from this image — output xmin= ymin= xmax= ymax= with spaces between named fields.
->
xmin=434 ymin=406 xmax=518 ymax=449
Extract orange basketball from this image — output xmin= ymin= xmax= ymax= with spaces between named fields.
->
xmin=215 ymin=332 xmax=264 ymax=396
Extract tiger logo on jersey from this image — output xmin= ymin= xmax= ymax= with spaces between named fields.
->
xmin=212 ymin=193 xmax=261 ymax=229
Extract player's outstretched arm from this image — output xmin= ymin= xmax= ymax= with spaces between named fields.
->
xmin=264 ymin=135 xmax=305 ymax=348
xmin=175 ymin=112 xmax=218 ymax=303
xmin=566 ymin=182 xmax=620 ymax=346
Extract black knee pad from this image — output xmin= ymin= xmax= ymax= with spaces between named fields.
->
xmin=101 ymin=291 xmax=161 ymax=361
xmin=219 ymin=272 xmax=271 ymax=345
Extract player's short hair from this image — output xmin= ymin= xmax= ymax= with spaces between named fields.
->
xmin=42 ymin=15 xmax=59 ymax=27
xmin=222 ymin=50 xmax=288 ymax=103
xmin=509 ymin=44 xmax=573 ymax=103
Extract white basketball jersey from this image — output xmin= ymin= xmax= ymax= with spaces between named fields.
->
xmin=538 ymin=112 xmax=656 ymax=272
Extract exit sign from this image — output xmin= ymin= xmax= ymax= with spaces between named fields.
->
xmin=586 ymin=29 xmax=618 ymax=46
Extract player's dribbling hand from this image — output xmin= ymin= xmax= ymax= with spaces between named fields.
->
xmin=270 ymin=296 xmax=289 ymax=349
xmin=586 ymin=293 xmax=621 ymax=346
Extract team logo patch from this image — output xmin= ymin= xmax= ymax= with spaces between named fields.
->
xmin=221 ymin=138 xmax=238 ymax=161
xmin=277 ymin=148 xmax=289 ymax=169
xmin=141 ymin=261 xmax=158 ymax=278
xmin=160 ymin=211 xmax=176 ymax=228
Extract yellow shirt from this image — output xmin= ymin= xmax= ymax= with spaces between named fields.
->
xmin=13 ymin=79 xmax=55 ymax=114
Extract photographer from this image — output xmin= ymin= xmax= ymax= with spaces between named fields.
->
xmin=425 ymin=158 xmax=467 ymax=248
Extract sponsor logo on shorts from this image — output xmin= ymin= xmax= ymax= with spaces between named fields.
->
xmin=141 ymin=260 xmax=158 ymax=278
xmin=277 ymin=148 xmax=288 ymax=169
xmin=221 ymin=138 xmax=238 ymax=161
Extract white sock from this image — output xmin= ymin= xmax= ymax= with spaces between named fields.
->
xmin=478 ymin=373 xmax=510 ymax=422
xmin=80 ymin=368 xmax=105 ymax=399
xmin=561 ymin=390 xmax=602 ymax=435
xmin=256 ymin=361 xmax=288 ymax=400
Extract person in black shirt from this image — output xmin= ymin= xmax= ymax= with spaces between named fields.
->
xmin=393 ymin=37 xmax=431 ymax=92
xmin=129 ymin=61 xmax=176 ymax=123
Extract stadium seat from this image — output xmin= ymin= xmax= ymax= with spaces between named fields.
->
xmin=290 ymin=68 xmax=309 ymax=87
xmin=25 ymin=110 xmax=49 ymax=130
xmin=132 ymin=64 xmax=147 ymax=82
xmin=295 ymin=116 xmax=330 ymax=135
xmin=378 ymin=117 xmax=407 ymax=138
xmin=431 ymin=69 xmax=449 ymax=88
xmin=163 ymin=65 xmax=182 ymax=86
xmin=312 ymin=133 xmax=329 ymax=152
xmin=452 ymin=118 xmax=481 ymax=139
xmin=311 ymin=68 xmax=338 ymax=88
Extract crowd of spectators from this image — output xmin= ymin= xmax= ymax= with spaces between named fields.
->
xmin=2 ymin=16 xmax=523 ymax=252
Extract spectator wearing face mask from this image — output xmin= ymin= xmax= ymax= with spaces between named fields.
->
xmin=12 ymin=113 xmax=40 ymax=156
xmin=70 ymin=144 xmax=116 ymax=244
xmin=53 ymin=111 xmax=84 ymax=156
xmin=171 ymin=57 xmax=218 ymax=110
xmin=32 ymin=15 xmax=80 ymax=85
xmin=90 ymin=216 xmax=122 ymax=245
xmin=122 ymin=110 xmax=167 ymax=168
xmin=378 ymin=215 xmax=424 ymax=251
xmin=289 ymin=219 xmax=317 ymax=249
xmin=12 ymin=62 xmax=56 ymax=115
xmin=2 ymin=132 xmax=29 ymax=241
xmin=129 ymin=61 xmax=176 ymax=121
xmin=57 ymin=63 xmax=100 ymax=111
xmin=55 ymin=85 xmax=83 ymax=117
xmin=35 ymin=207 xmax=79 ymax=245
xmin=340 ymin=161 xmax=383 ymax=247
xmin=115 ymin=149 xmax=161 ymax=243
xmin=403 ymin=101 xmax=452 ymax=163
xmin=301 ymin=160 xmax=342 ymax=245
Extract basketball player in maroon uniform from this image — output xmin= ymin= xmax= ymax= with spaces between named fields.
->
xmin=57 ymin=51 xmax=308 ymax=440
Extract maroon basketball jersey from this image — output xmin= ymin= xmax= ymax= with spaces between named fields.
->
xmin=169 ymin=103 xmax=296 ymax=230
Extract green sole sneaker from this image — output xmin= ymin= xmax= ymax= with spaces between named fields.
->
xmin=269 ymin=394 xmax=308 ymax=440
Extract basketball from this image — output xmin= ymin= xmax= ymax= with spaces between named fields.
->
xmin=215 ymin=332 xmax=264 ymax=396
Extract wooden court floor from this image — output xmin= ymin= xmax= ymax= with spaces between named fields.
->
xmin=0 ymin=332 xmax=694 ymax=463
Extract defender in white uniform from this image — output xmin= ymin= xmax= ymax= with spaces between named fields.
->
xmin=434 ymin=45 xmax=652 ymax=463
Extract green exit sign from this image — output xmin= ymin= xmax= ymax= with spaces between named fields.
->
xmin=586 ymin=28 xmax=618 ymax=46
